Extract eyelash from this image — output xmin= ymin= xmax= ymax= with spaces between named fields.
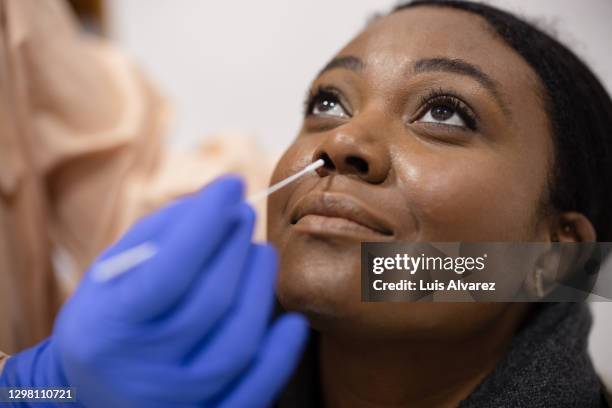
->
xmin=303 ymin=86 xmax=346 ymax=117
xmin=304 ymin=86 xmax=478 ymax=131
xmin=417 ymin=88 xmax=478 ymax=131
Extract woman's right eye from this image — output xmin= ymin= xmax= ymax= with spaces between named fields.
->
xmin=307 ymin=89 xmax=349 ymax=118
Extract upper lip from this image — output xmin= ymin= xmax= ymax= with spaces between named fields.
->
xmin=290 ymin=192 xmax=394 ymax=237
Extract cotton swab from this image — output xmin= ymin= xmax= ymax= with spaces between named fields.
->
xmin=247 ymin=159 xmax=324 ymax=204
xmin=91 ymin=159 xmax=325 ymax=282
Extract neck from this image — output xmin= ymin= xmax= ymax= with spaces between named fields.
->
xmin=319 ymin=304 xmax=529 ymax=408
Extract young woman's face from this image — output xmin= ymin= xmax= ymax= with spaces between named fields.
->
xmin=267 ymin=6 xmax=553 ymax=338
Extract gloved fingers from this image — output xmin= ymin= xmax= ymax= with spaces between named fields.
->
xmin=97 ymin=241 xmax=270 ymax=404
xmin=217 ymin=313 xmax=309 ymax=408
xmin=184 ymin=244 xmax=279 ymax=381
xmin=115 ymin=176 xmax=249 ymax=322
xmin=106 ymin=314 xmax=307 ymax=406
xmin=143 ymin=206 xmax=258 ymax=357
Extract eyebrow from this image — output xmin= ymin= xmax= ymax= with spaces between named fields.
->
xmin=413 ymin=57 xmax=510 ymax=116
xmin=318 ymin=55 xmax=364 ymax=77
xmin=317 ymin=55 xmax=510 ymax=118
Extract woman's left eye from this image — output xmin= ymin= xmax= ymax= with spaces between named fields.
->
xmin=417 ymin=105 xmax=466 ymax=127
xmin=414 ymin=95 xmax=477 ymax=131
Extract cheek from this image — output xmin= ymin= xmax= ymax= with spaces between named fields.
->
xmin=395 ymin=147 xmax=545 ymax=241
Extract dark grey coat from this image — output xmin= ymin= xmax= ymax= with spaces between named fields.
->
xmin=277 ymin=302 xmax=609 ymax=407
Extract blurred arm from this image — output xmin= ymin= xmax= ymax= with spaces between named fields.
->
xmin=0 ymin=0 xmax=272 ymax=354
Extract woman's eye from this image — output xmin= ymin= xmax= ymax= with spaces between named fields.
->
xmin=416 ymin=104 xmax=467 ymax=128
xmin=309 ymin=91 xmax=348 ymax=118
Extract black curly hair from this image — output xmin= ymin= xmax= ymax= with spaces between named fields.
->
xmin=393 ymin=0 xmax=612 ymax=241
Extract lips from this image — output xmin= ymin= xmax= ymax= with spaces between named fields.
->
xmin=290 ymin=192 xmax=394 ymax=239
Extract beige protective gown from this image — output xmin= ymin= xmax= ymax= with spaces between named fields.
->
xmin=0 ymin=0 xmax=272 ymax=355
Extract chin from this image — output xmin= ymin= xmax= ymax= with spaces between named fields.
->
xmin=275 ymin=237 xmax=363 ymax=323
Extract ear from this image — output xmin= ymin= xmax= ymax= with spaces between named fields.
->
xmin=523 ymin=247 xmax=560 ymax=299
xmin=552 ymin=212 xmax=596 ymax=243
xmin=525 ymin=212 xmax=596 ymax=299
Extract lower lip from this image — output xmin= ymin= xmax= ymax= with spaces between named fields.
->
xmin=292 ymin=214 xmax=390 ymax=240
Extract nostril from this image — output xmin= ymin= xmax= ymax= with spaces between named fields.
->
xmin=320 ymin=153 xmax=335 ymax=170
xmin=346 ymin=156 xmax=369 ymax=174
xmin=315 ymin=153 xmax=335 ymax=176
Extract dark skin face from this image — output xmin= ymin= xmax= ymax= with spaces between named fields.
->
xmin=267 ymin=6 xmax=595 ymax=407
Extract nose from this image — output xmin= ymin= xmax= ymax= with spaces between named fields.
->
xmin=312 ymin=128 xmax=391 ymax=184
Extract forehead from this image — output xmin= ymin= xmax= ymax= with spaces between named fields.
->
xmin=337 ymin=6 xmax=541 ymax=102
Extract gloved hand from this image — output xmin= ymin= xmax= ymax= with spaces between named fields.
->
xmin=0 ymin=176 xmax=308 ymax=407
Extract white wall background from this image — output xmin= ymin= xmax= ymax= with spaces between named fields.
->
xmin=107 ymin=0 xmax=612 ymax=380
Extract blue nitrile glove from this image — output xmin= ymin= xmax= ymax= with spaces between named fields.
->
xmin=0 ymin=176 xmax=308 ymax=408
